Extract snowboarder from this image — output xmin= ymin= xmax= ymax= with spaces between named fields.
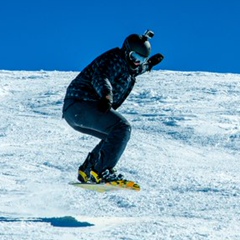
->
xmin=62 ymin=30 xmax=164 ymax=183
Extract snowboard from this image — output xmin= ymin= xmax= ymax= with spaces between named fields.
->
xmin=69 ymin=179 xmax=140 ymax=193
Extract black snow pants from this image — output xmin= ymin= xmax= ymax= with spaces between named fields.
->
xmin=62 ymin=99 xmax=131 ymax=173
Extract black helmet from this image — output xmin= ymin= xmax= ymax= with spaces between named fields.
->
xmin=122 ymin=30 xmax=154 ymax=69
xmin=122 ymin=34 xmax=151 ymax=58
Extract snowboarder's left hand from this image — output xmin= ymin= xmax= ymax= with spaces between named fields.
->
xmin=98 ymin=95 xmax=112 ymax=113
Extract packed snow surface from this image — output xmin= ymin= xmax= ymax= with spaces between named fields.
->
xmin=0 ymin=70 xmax=240 ymax=240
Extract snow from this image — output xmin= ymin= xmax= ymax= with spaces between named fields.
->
xmin=0 ymin=69 xmax=240 ymax=240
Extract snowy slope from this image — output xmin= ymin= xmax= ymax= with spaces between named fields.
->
xmin=0 ymin=70 xmax=240 ymax=240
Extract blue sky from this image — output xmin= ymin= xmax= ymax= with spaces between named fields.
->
xmin=0 ymin=0 xmax=240 ymax=73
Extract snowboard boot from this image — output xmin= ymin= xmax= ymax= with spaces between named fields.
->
xmin=78 ymin=167 xmax=89 ymax=183
xmin=90 ymin=168 xmax=124 ymax=183
xmin=77 ymin=153 xmax=94 ymax=183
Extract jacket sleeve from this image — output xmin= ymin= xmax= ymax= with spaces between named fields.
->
xmin=112 ymin=76 xmax=136 ymax=110
xmin=131 ymin=63 xmax=151 ymax=77
xmin=91 ymin=58 xmax=114 ymax=99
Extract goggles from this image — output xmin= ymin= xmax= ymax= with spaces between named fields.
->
xmin=129 ymin=51 xmax=148 ymax=64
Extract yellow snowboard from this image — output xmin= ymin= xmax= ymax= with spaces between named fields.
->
xmin=69 ymin=180 xmax=140 ymax=193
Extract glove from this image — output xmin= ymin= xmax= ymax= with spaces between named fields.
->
xmin=148 ymin=53 xmax=164 ymax=70
xmin=98 ymin=96 xmax=112 ymax=113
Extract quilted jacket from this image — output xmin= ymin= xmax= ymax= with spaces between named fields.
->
xmin=64 ymin=47 xmax=150 ymax=110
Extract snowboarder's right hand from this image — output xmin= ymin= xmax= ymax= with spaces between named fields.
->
xmin=148 ymin=53 xmax=164 ymax=70
xmin=98 ymin=95 xmax=112 ymax=113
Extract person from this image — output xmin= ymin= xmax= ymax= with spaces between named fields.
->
xmin=62 ymin=30 xmax=164 ymax=183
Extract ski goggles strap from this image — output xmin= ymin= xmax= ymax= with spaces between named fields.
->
xmin=129 ymin=51 xmax=148 ymax=64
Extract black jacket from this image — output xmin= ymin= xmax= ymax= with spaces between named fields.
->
xmin=64 ymin=47 xmax=151 ymax=110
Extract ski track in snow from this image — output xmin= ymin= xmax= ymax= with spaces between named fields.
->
xmin=0 ymin=70 xmax=240 ymax=240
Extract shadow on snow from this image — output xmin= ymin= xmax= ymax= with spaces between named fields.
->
xmin=0 ymin=216 xmax=94 ymax=228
